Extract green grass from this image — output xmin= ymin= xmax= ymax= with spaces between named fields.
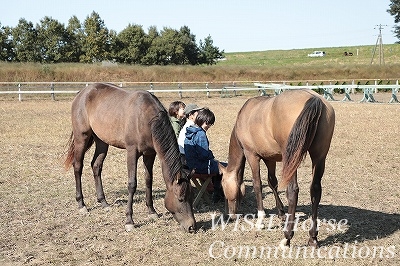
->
xmin=219 ymin=44 xmax=400 ymax=67
xmin=0 ymin=44 xmax=400 ymax=83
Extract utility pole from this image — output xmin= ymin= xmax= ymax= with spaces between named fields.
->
xmin=370 ymin=24 xmax=387 ymax=65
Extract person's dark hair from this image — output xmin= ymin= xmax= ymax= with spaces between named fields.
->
xmin=168 ymin=101 xmax=185 ymax=117
xmin=195 ymin=108 xmax=215 ymax=127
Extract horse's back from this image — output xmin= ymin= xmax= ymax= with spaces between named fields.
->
xmin=73 ymin=83 xmax=155 ymax=109
xmin=71 ymin=83 xmax=163 ymax=149
xmin=234 ymin=95 xmax=281 ymax=159
xmin=234 ymin=89 xmax=334 ymax=160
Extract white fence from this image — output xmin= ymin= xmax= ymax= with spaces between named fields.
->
xmin=0 ymin=80 xmax=399 ymax=103
xmin=254 ymin=80 xmax=400 ymax=103
xmin=0 ymin=81 xmax=264 ymax=101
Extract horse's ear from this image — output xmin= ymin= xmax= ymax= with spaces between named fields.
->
xmin=176 ymin=168 xmax=194 ymax=184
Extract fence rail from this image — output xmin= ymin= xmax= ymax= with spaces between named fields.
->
xmin=254 ymin=81 xmax=400 ymax=103
xmin=0 ymin=81 xmax=399 ymax=103
xmin=0 ymin=81 xmax=263 ymax=101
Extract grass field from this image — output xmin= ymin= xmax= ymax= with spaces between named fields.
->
xmin=0 ymin=91 xmax=399 ymax=265
xmin=1 ymin=44 xmax=400 ymax=83
xmin=219 ymin=45 xmax=400 ymax=67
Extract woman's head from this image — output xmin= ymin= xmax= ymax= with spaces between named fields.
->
xmin=195 ymin=108 xmax=215 ymax=131
xmin=169 ymin=101 xmax=186 ymax=119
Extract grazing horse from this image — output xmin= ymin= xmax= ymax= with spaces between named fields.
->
xmin=219 ymin=89 xmax=335 ymax=247
xmin=64 ymin=83 xmax=196 ymax=233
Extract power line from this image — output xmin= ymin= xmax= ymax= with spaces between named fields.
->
xmin=370 ymin=24 xmax=387 ymax=65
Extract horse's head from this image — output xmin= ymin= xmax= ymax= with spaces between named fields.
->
xmin=219 ymin=162 xmax=245 ymax=215
xmin=164 ymin=168 xmax=196 ymax=233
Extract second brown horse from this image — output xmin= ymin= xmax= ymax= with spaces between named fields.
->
xmin=219 ymin=89 xmax=335 ymax=247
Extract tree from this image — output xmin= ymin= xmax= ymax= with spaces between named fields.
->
xmin=0 ymin=24 xmax=14 ymax=61
xmin=11 ymin=19 xmax=40 ymax=62
xmin=178 ymin=26 xmax=199 ymax=65
xmin=80 ymin=11 xmax=111 ymax=62
xmin=115 ymin=24 xmax=147 ymax=64
xmin=141 ymin=26 xmax=160 ymax=65
xmin=36 ymin=16 xmax=69 ymax=63
xmin=159 ymin=27 xmax=185 ymax=65
xmin=145 ymin=26 xmax=200 ymax=65
xmin=65 ymin=16 xmax=84 ymax=62
xmin=388 ymin=0 xmax=400 ymax=41
xmin=199 ymin=35 xmax=224 ymax=65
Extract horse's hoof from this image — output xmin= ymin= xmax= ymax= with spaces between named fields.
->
xmin=125 ymin=224 xmax=135 ymax=232
xmin=79 ymin=206 xmax=88 ymax=214
xmin=279 ymin=238 xmax=290 ymax=250
xmin=148 ymin=213 xmax=159 ymax=220
xmin=187 ymin=225 xmax=196 ymax=233
xmin=255 ymin=220 xmax=265 ymax=230
xmin=308 ymin=238 xmax=319 ymax=248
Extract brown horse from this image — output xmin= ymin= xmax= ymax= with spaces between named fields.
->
xmin=219 ymin=89 xmax=335 ymax=248
xmin=64 ymin=83 xmax=196 ymax=233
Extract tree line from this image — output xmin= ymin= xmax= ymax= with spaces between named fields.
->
xmin=0 ymin=11 xmax=223 ymax=65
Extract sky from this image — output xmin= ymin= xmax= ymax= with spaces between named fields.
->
xmin=1 ymin=0 xmax=398 ymax=53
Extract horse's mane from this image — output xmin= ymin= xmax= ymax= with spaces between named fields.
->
xmin=149 ymin=98 xmax=181 ymax=183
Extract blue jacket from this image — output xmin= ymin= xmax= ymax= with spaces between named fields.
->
xmin=184 ymin=125 xmax=219 ymax=174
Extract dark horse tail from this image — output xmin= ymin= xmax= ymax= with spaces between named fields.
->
xmin=280 ymin=96 xmax=323 ymax=189
xmin=64 ymin=132 xmax=94 ymax=170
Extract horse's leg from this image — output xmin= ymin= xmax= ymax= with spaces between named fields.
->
xmin=91 ymin=136 xmax=110 ymax=208
xmin=142 ymin=153 xmax=158 ymax=219
xmin=263 ymin=159 xmax=285 ymax=219
xmin=281 ymin=172 xmax=299 ymax=248
xmin=125 ymin=147 xmax=139 ymax=232
xmin=72 ymin=135 xmax=90 ymax=212
xmin=245 ymin=152 xmax=265 ymax=227
xmin=308 ymin=159 xmax=325 ymax=247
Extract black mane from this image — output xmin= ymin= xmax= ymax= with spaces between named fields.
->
xmin=149 ymin=107 xmax=181 ymax=183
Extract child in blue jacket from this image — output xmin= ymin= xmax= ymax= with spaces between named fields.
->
xmin=184 ymin=108 xmax=225 ymax=203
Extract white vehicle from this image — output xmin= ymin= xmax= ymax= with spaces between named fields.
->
xmin=308 ymin=51 xmax=326 ymax=57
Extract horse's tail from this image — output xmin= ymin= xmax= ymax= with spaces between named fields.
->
xmin=64 ymin=132 xmax=94 ymax=170
xmin=279 ymin=96 xmax=323 ymax=189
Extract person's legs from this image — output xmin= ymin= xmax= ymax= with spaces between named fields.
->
xmin=212 ymin=174 xmax=224 ymax=203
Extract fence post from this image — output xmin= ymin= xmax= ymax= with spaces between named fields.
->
xmin=149 ymin=83 xmax=154 ymax=95
xmin=389 ymin=80 xmax=399 ymax=103
xmin=360 ymin=88 xmax=368 ymax=102
xmin=178 ymin=83 xmax=182 ymax=99
xmin=206 ymin=83 xmax=210 ymax=98
xmin=342 ymin=81 xmax=353 ymax=101
xmin=18 ymin=83 xmax=22 ymax=102
xmin=51 ymin=83 xmax=55 ymax=101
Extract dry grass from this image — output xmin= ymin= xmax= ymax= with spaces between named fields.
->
xmin=0 ymin=91 xmax=399 ymax=265
xmin=2 ymin=45 xmax=400 ymax=84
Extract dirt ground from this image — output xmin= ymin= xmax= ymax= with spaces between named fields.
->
xmin=0 ymin=90 xmax=399 ymax=265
